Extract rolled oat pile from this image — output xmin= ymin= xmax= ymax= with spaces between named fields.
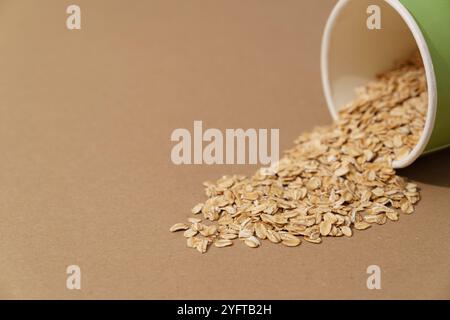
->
xmin=170 ymin=53 xmax=425 ymax=253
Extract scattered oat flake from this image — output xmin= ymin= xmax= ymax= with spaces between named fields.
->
xmin=341 ymin=226 xmax=352 ymax=237
xmin=280 ymin=234 xmax=301 ymax=247
xmin=354 ymin=222 xmax=372 ymax=230
xmin=244 ymin=236 xmax=261 ymax=248
xmin=214 ymin=239 xmax=233 ymax=248
xmin=188 ymin=217 xmax=202 ymax=224
xmin=183 ymin=228 xmax=198 ymax=238
xmin=334 ymin=166 xmax=349 ymax=177
xmin=319 ymin=221 xmax=332 ymax=236
xmin=169 ymin=223 xmax=189 ymax=232
xmin=191 ymin=203 xmax=204 ymax=214
xmin=266 ymin=229 xmax=282 ymax=243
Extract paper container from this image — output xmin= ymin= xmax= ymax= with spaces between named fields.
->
xmin=321 ymin=0 xmax=450 ymax=168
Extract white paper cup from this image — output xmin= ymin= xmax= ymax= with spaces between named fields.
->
xmin=321 ymin=0 xmax=439 ymax=168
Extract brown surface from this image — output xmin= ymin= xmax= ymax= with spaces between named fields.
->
xmin=0 ymin=0 xmax=449 ymax=299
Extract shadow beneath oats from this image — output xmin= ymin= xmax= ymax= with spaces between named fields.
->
xmin=399 ymin=148 xmax=450 ymax=188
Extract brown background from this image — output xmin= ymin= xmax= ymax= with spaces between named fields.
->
xmin=0 ymin=0 xmax=449 ymax=299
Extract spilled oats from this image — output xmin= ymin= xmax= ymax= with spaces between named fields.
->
xmin=170 ymin=53 xmax=424 ymax=254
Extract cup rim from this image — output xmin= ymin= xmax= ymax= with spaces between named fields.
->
xmin=321 ymin=0 xmax=437 ymax=169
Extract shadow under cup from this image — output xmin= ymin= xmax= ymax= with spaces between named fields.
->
xmin=321 ymin=0 xmax=450 ymax=169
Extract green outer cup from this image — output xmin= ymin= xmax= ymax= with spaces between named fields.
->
xmin=399 ymin=0 xmax=450 ymax=154
xmin=321 ymin=0 xmax=450 ymax=168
